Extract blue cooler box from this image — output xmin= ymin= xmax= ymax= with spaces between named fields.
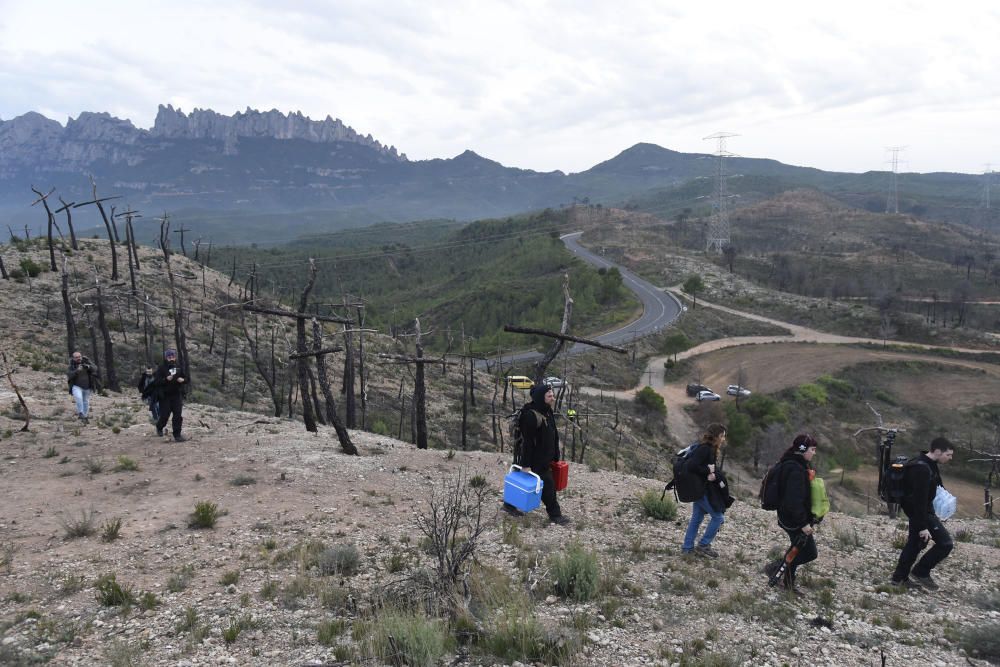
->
xmin=504 ymin=466 xmax=543 ymax=512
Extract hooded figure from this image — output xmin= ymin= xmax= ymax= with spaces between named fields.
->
xmin=150 ymin=348 xmax=188 ymax=441
xmin=517 ymin=382 xmax=568 ymax=525
xmin=765 ymin=434 xmax=819 ymax=593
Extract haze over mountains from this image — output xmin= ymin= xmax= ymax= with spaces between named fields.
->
xmin=0 ymin=106 xmax=991 ymax=241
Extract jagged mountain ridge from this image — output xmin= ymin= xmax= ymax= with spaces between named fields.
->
xmin=0 ymin=106 xmax=990 ymax=238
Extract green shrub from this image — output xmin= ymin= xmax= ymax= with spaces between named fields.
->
xmin=100 ymin=518 xmax=123 ymax=543
xmin=103 ymin=639 xmax=145 ymax=667
xmin=60 ymin=509 xmax=97 ymax=539
xmin=639 ymin=489 xmax=677 ymax=520
xmin=167 ymin=565 xmax=195 ymax=592
xmin=18 ymin=257 xmax=42 ymax=278
xmin=361 ymin=611 xmax=453 ymax=667
xmin=230 ymin=475 xmax=256 ymax=487
xmin=549 ymin=543 xmax=600 ymax=602
xmin=114 ymin=455 xmax=139 ymax=472
xmin=483 ymin=610 xmax=561 ymax=663
xmin=960 ymin=622 xmax=1000 ymax=661
xmin=635 ymin=386 xmax=666 ymax=415
xmin=816 ymin=374 xmax=853 ymax=396
xmin=317 ymin=618 xmax=347 ymax=646
xmin=794 ymin=383 xmax=827 ymax=406
xmin=220 ymin=570 xmax=240 ymax=586
xmin=43 ymin=446 xmax=58 ymax=458
xmin=95 ymin=573 xmax=135 ymax=607
xmin=139 ymin=591 xmax=160 ymax=611
xmin=319 ymin=544 xmax=361 ymax=577
xmin=188 ymin=501 xmax=220 ymax=529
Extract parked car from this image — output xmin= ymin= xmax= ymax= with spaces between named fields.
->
xmin=727 ymin=384 xmax=751 ymax=397
xmin=696 ymin=390 xmax=722 ymax=402
xmin=686 ymin=383 xmax=711 ymax=397
xmin=544 ymin=376 xmax=566 ymax=389
xmin=506 ymin=375 xmax=534 ymax=390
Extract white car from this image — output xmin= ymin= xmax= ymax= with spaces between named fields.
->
xmin=544 ymin=376 xmax=566 ymax=389
xmin=696 ymin=390 xmax=721 ymax=402
xmin=727 ymin=385 xmax=751 ymax=397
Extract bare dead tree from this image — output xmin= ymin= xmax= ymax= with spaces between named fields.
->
xmin=173 ymin=225 xmax=190 ymax=257
xmin=30 ymin=186 xmax=58 ymax=272
xmin=74 ymin=177 xmax=122 ymax=280
xmin=158 ymin=214 xmax=191 ymax=388
xmin=123 ymin=217 xmax=138 ymax=296
xmin=55 ymin=197 xmax=78 ymax=250
xmin=295 ymin=260 xmax=319 ymax=433
xmin=0 ymin=255 xmax=7 ymax=280
xmin=341 ymin=312 xmax=356 ymax=428
xmin=356 ymin=305 xmax=368 ymax=430
xmin=0 ymin=351 xmax=31 ymax=431
xmin=311 ymin=318 xmax=341 ymax=425
xmin=503 ymin=274 xmax=627 ymax=382
xmin=57 ymin=256 xmax=77 ymax=358
xmin=94 ymin=279 xmax=120 ymax=392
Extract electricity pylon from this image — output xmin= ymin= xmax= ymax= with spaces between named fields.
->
xmin=885 ymin=146 xmax=906 ymax=214
xmin=704 ymin=132 xmax=739 ymax=253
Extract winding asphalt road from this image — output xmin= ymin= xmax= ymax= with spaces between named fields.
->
xmin=496 ymin=232 xmax=683 ymax=367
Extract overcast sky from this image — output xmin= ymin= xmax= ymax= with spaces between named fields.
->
xmin=2 ymin=1 xmax=998 ymax=175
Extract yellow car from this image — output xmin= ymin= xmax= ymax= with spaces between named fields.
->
xmin=506 ymin=375 xmax=534 ymax=390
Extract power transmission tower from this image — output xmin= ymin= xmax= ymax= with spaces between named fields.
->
xmin=885 ymin=146 xmax=906 ymax=214
xmin=704 ymin=132 xmax=739 ymax=253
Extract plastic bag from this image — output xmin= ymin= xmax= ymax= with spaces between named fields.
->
xmin=933 ymin=485 xmax=957 ymax=520
xmin=810 ymin=477 xmax=830 ymax=520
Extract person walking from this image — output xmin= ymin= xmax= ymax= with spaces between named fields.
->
xmin=136 ymin=366 xmax=159 ymax=423
xmin=67 ymin=350 xmax=99 ymax=424
xmin=150 ymin=349 xmax=187 ymax=442
xmin=765 ymin=434 xmax=820 ymax=594
xmin=681 ymin=423 xmax=728 ymax=558
xmin=890 ymin=437 xmax=956 ymax=590
xmin=518 ymin=382 xmax=569 ymax=525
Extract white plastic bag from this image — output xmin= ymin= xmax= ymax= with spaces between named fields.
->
xmin=933 ymin=486 xmax=957 ymax=520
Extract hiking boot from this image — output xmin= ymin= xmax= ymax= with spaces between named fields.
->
xmin=549 ymin=515 xmax=571 ymax=526
xmin=911 ymin=574 xmax=939 ymax=591
xmin=173 ymin=434 xmax=187 ymax=443
xmin=502 ymin=503 xmax=525 ymax=518
xmin=764 ymin=560 xmax=782 ymax=580
xmin=694 ymin=544 xmax=719 ymax=559
xmin=155 ymin=427 xmax=164 ymax=437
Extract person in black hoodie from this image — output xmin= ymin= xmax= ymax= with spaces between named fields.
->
xmin=136 ymin=366 xmax=159 ymax=423
xmin=765 ymin=434 xmax=819 ymax=594
xmin=518 ymin=382 xmax=569 ymax=525
xmin=147 ymin=349 xmax=188 ymax=442
xmin=681 ymin=423 xmax=728 ymax=558
xmin=890 ymin=437 xmax=955 ymax=590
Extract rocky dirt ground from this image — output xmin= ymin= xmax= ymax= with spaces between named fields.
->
xmin=1 ymin=369 xmax=999 ymax=666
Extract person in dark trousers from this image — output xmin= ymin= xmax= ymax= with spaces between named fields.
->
xmin=136 ymin=366 xmax=159 ymax=423
xmin=518 ymin=382 xmax=569 ymax=525
xmin=765 ymin=434 xmax=819 ymax=594
xmin=148 ymin=349 xmax=187 ymax=441
xmin=681 ymin=423 xmax=728 ymax=558
xmin=890 ymin=437 xmax=955 ymax=590
xmin=67 ymin=350 xmax=100 ymax=424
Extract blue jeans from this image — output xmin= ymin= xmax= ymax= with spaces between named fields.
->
xmin=683 ymin=494 xmax=725 ymax=551
xmin=71 ymin=385 xmax=91 ymax=417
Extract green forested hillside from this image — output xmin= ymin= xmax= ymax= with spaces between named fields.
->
xmin=207 ymin=209 xmax=639 ymax=354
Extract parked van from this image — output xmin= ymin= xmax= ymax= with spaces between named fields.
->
xmin=506 ymin=375 xmax=534 ymax=390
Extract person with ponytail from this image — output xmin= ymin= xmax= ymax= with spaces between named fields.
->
xmin=681 ymin=423 xmax=729 ymax=558
xmin=765 ymin=434 xmax=820 ymax=594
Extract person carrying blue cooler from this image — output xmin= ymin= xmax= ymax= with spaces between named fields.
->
xmin=515 ymin=382 xmax=569 ymax=526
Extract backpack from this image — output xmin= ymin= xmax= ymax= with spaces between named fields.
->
xmin=508 ymin=407 xmax=545 ymax=466
xmin=880 ymin=456 xmax=929 ymax=505
xmin=758 ymin=460 xmax=785 ymax=511
xmin=665 ymin=444 xmax=703 ymax=503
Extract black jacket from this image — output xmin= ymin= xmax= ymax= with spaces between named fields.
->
xmin=685 ymin=443 xmax=718 ymax=505
xmin=901 ymin=452 xmax=942 ymax=532
xmin=67 ymin=358 xmax=99 ymax=392
xmin=776 ymin=453 xmax=812 ymax=531
xmin=147 ymin=361 xmax=187 ymax=399
xmin=520 ymin=401 xmax=559 ymax=470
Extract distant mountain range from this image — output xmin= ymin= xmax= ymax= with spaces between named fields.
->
xmin=0 ymin=106 xmax=992 ymax=242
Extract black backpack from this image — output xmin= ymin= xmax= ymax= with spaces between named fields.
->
xmin=758 ymin=460 xmax=785 ymax=511
xmin=508 ymin=407 xmax=545 ymax=466
xmin=880 ymin=456 xmax=929 ymax=504
xmin=665 ymin=444 xmax=704 ymax=503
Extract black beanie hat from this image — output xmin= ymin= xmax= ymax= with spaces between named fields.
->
xmin=793 ymin=433 xmax=817 ymax=452
xmin=530 ymin=383 xmax=551 ymax=404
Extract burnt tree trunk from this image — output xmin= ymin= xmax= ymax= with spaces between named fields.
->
xmin=30 ymin=187 xmax=58 ymax=272
xmin=127 ymin=219 xmax=140 ymax=271
xmin=159 ymin=218 xmax=190 ymax=390
xmin=60 ymin=259 xmax=76 ymax=358
xmin=307 ymin=366 xmax=325 ymax=426
xmin=220 ymin=323 xmax=229 ymax=387
xmin=124 ymin=222 xmax=137 ymax=296
xmin=95 ymin=282 xmax=120 ymax=391
xmin=356 ymin=306 xmax=367 ymax=430
xmin=414 ymin=318 xmax=428 ymax=449
xmin=57 ymin=197 xmax=78 ymax=250
xmin=96 ymin=200 xmax=119 ymax=280
xmin=295 ymin=261 xmax=318 ymax=432
xmin=313 ymin=319 xmax=338 ymax=425
xmin=0 ymin=255 xmax=7 ymax=280
xmin=342 ymin=320 xmax=356 ymax=428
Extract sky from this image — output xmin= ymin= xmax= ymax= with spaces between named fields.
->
xmin=2 ymin=1 xmax=999 ymax=175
